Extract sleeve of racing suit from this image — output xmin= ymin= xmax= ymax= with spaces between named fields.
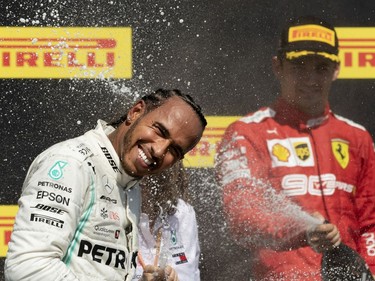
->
xmin=5 ymin=148 xmax=89 ymax=280
xmin=215 ymin=122 xmax=311 ymax=251
xmin=356 ymin=133 xmax=375 ymax=274
xmin=174 ymin=200 xmax=201 ymax=281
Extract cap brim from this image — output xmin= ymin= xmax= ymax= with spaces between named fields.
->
xmin=285 ymin=50 xmax=340 ymax=62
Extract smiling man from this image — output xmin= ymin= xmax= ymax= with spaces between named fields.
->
xmin=108 ymin=92 xmax=204 ymax=177
xmin=5 ymin=89 xmax=206 ymax=281
xmin=215 ymin=16 xmax=375 ymax=280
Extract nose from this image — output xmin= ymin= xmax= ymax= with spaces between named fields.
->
xmin=152 ymin=139 xmax=171 ymax=159
xmin=303 ymin=66 xmax=325 ymax=85
xmin=304 ymin=74 xmax=320 ymax=88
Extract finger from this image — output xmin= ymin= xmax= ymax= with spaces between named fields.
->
xmin=331 ymin=232 xmax=341 ymax=247
xmin=164 ymin=265 xmax=173 ymax=275
xmin=143 ymin=265 xmax=164 ymax=280
xmin=324 ymin=225 xmax=340 ymax=245
xmin=311 ymin=212 xmax=325 ymax=222
xmin=164 ymin=266 xmax=178 ymax=281
xmin=317 ymin=223 xmax=335 ymax=233
xmin=325 ymin=227 xmax=338 ymax=240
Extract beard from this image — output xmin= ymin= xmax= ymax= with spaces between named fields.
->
xmin=120 ymin=116 xmax=143 ymax=176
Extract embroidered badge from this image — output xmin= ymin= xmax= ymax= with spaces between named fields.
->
xmin=294 ymin=142 xmax=310 ymax=161
xmin=48 ymin=161 xmax=68 ymax=180
xmin=331 ymin=139 xmax=349 ymax=169
xmin=272 ymin=143 xmax=290 ymax=162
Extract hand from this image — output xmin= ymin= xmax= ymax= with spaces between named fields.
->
xmin=142 ymin=265 xmax=163 ymax=281
xmin=306 ymin=212 xmax=341 ymax=253
xmin=164 ymin=266 xmax=179 ymax=281
xmin=141 ymin=265 xmax=179 ymax=281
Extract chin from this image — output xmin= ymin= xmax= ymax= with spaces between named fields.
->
xmin=121 ymin=162 xmax=136 ymax=176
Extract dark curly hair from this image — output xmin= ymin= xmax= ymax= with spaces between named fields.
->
xmin=109 ymin=88 xmax=207 ymax=129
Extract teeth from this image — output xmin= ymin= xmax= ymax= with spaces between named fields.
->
xmin=138 ymin=148 xmax=152 ymax=166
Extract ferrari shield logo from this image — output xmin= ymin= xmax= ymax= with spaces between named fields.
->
xmin=294 ymin=142 xmax=310 ymax=161
xmin=331 ymin=139 xmax=349 ymax=169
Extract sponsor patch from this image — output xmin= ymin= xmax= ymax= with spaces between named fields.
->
xmin=267 ymin=137 xmax=314 ymax=167
xmin=170 ymin=230 xmax=178 ymax=245
xmin=48 ymin=161 xmax=68 ymax=180
xmin=331 ymin=138 xmax=349 ymax=169
xmin=30 ymin=213 xmax=64 ymax=228
xmin=100 ymin=195 xmax=117 ymax=204
xmin=102 ymin=175 xmax=114 ymax=194
xmin=38 ymin=180 xmax=72 ymax=193
xmin=94 ymin=224 xmax=115 ymax=238
xmin=100 ymin=208 xmax=108 ymax=219
xmin=36 ymin=190 xmax=70 ymax=206
xmin=31 ymin=203 xmax=65 ymax=215
xmin=172 ymin=252 xmax=188 ymax=265
xmin=272 ymin=143 xmax=290 ymax=162
xmin=281 ymin=173 xmax=353 ymax=197
xmin=100 ymin=146 xmax=121 ymax=173
xmin=289 ymin=24 xmax=336 ymax=46
xmin=294 ymin=142 xmax=310 ymax=161
xmin=362 ymin=233 xmax=375 ymax=257
xmin=77 ymin=239 xmax=127 ymax=268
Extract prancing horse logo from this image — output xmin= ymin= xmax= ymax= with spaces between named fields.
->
xmin=331 ymin=139 xmax=349 ymax=169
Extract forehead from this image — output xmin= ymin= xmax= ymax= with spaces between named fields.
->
xmin=287 ymin=55 xmax=336 ymax=66
xmin=150 ymin=96 xmax=196 ymax=119
xmin=145 ymin=96 xmax=203 ymax=149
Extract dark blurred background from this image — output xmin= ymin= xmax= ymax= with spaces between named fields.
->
xmin=1 ymin=0 xmax=374 ymax=280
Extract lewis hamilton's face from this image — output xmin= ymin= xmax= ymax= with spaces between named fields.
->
xmin=110 ymin=96 xmax=203 ymax=177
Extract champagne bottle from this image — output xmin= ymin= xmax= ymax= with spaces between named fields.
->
xmin=321 ymin=243 xmax=374 ymax=281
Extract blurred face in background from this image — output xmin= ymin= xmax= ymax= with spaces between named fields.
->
xmin=273 ymin=55 xmax=340 ymax=117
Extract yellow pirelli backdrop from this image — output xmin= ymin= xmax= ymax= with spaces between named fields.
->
xmin=183 ymin=116 xmax=240 ymax=168
xmin=336 ymin=28 xmax=375 ymax=79
xmin=0 ymin=27 xmax=374 ymax=79
xmin=0 ymin=205 xmax=18 ymax=257
xmin=0 ymin=27 xmax=132 ymax=79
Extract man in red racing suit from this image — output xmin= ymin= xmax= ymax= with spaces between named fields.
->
xmin=215 ymin=16 xmax=375 ymax=280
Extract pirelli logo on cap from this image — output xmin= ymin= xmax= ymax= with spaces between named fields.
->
xmin=0 ymin=27 xmax=132 ymax=79
xmin=289 ymin=24 xmax=336 ymax=47
xmin=336 ymin=28 xmax=375 ymax=79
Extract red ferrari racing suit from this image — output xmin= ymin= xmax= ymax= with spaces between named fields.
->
xmin=215 ymin=98 xmax=375 ymax=280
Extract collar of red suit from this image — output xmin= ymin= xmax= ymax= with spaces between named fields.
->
xmin=271 ymin=97 xmax=331 ymax=131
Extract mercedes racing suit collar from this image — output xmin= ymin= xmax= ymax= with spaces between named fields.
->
xmin=91 ymin=119 xmax=141 ymax=190
xmin=271 ymin=97 xmax=330 ymax=131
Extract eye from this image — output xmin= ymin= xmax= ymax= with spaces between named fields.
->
xmin=317 ymin=65 xmax=329 ymax=72
xmin=168 ymin=146 xmax=183 ymax=160
xmin=153 ymin=124 xmax=166 ymax=137
xmin=152 ymin=122 xmax=184 ymax=159
xmin=291 ymin=64 xmax=305 ymax=71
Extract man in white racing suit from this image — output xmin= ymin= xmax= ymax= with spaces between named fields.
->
xmin=5 ymin=89 xmax=206 ymax=281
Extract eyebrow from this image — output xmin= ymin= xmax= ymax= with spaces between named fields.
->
xmin=155 ymin=122 xmax=185 ymax=157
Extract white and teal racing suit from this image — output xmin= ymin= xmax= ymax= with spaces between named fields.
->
xmin=5 ymin=120 xmax=141 ymax=281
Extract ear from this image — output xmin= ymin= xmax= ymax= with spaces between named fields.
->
xmin=126 ymin=100 xmax=146 ymax=123
xmin=332 ymin=63 xmax=340 ymax=81
xmin=272 ymin=56 xmax=282 ymax=80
